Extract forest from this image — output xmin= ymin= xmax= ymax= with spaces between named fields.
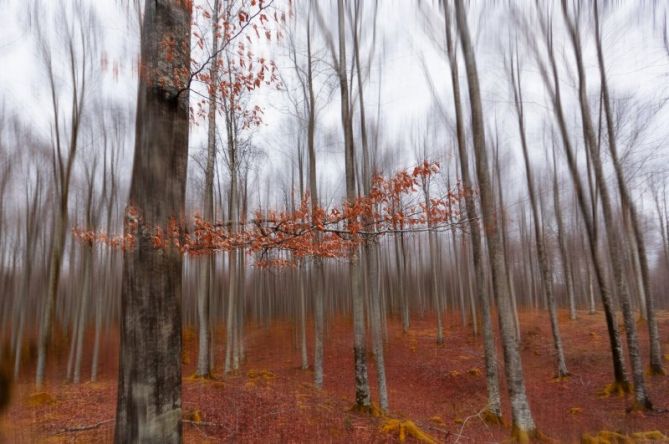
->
xmin=1 ymin=0 xmax=669 ymax=442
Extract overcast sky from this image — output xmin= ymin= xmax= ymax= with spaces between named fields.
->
xmin=1 ymin=0 xmax=668 ymax=230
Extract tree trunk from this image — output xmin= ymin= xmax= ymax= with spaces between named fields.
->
xmin=336 ymin=0 xmax=371 ymax=411
xmin=562 ymin=0 xmax=651 ymax=409
xmin=534 ymin=5 xmax=629 ymax=391
xmin=444 ymin=0 xmax=501 ymax=420
xmin=114 ymin=1 xmax=191 ymax=441
xmin=593 ymin=1 xmax=664 ymax=376
xmin=455 ymin=0 xmax=536 ymax=436
xmin=509 ymin=53 xmax=568 ymax=377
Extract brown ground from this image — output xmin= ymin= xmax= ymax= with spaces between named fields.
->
xmin=2 ymin=310 xmax=669 ymax=443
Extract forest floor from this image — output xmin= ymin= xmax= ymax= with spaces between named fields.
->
xmin=3 ymin=309 xmax=669 ymax=443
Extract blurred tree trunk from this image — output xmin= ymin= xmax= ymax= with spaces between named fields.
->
xmin=196 ymin=0 xmax=221 ymax=379
xmin=455 ymin=0 xmax=536 ymax=436
xmin=509 ymin=51 xmax=568 ymax=377
xmin=334 ymin=0 xmax=371 ymax=411
xmin=593 ymin=2 xmax=664 ymax=376
xmin=443 ymin=0 xmax=501 ymax=419
xmin=302 ymin=12 xmax=325 ymax=387
xmin=534 ymin=4 xmax=629 ymax=392
xmin=35 ymin=9 xmax=90 ymax=388
xmin=562 ymin=0 xmax=652 ymax=409
xmin=551 ymin=145 xmax=577 ymax=320
xmin=74 ymin=158 xmax=100 ymax=384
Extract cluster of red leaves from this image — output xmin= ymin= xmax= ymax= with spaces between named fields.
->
xmin=190 ymin=0 xmax=283 ymax=127
xmin=73 ymin=162 xmax=466 ymax=267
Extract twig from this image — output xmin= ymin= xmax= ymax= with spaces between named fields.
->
xmin=183 ymin=419 xmax=227 ymax=427
xmin=453 ymin=407 xmax=489 ymax=444
xmin=56 ymin=418 xmax=113 ymax=434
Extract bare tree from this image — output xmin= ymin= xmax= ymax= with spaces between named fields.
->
xmin=507 ymin=46 xmax=569 ymax=377
xmin=592 ymin=1 xmax=664 ymax=376
xmin=561 ymin=0 xmax=652 ymax=410
xmin=454 ymin=0 xmax=537 ymax=438
xmin=35 ymin=1 xmax=98 ymax=389
xmin=442 ymin=0 xmax=502 ymax=420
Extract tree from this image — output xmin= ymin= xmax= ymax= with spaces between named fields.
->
xmin=561 ymin=0 xmax=652 ymax=410
xmin=592 ymin=1 xmax=664 ymax=376
xmin=35 ymin=1 xmax=98 ymax=389
xmin=507 ymin=47 xmax=569 ymax=378
xmin=454 ymin=0 xmax=538 ymax=438
xmin=528 ymin=2 xmax=630 ymax=395
xmin=114 ymin=0 xmax=191 ymax=441
xmin=442 ymin=0 xmax=502 ymax=419
xmin=195 ymin=0 xmax=221 ymax=379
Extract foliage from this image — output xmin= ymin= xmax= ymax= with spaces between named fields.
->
xmin=73 ymin=161 xmax=468 ymax=267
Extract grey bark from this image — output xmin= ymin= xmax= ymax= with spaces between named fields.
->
xmin=562 ymin=0 xmax=651 ymax=409
xmin=114 ymin=1 xmax=191 ymax=441
xmin=196 ymin=0 xmax=221 ymax=378
xmin=455 ymin=0 xmax=536 ymax=435
xmin=593 ymin=1 xmax=664 ymax=376
xmin=532 ymin=5 xmax=629 ymax=390
xmin=336 ymin=0 xmax=371 ymax=410
xmin=443 ymin=0 xmax=501 ymax=419
xmin=36 ymin=9 xmax=91 ymax=388
xmin=509 ymin=51 xmax=568 ymax=377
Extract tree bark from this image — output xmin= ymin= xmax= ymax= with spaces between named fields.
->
xmin=562 ymin=0 xmax=651 ymax=409
xmin=592 ymin=1 xmax=664 ymax=376
xmin=336 ymin=0 xmax=371 ymax=410
xmin=443 ymin=0 xmax=501 ymax=419
xmin=114 ymin=1 xmax=191 ymax=441
xmin=455 ymin=0 xmax=536 ymax=436
xmin=533 ymin=6 xmax=629 ymax=391
xmin=509 ymin=52 xmax=568 ymax=377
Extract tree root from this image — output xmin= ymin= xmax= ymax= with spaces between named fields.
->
xmin=647 ymin=366 xmax=666 ymax=377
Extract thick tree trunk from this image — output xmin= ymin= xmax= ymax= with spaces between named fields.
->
xmin=114 ymin=1 xmax=191 ymax=442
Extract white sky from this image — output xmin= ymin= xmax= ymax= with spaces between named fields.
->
xmin=1 ymin=0 xmax=668 ymax=236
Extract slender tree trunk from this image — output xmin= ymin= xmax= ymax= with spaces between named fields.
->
xmin=196 ymin=0 xmax=221 ymax=379
xmin=73 ymin=245 xmax=93 ymax=383
xmin=509 ymin=53 xmax=568 ymax=377
xmin=562 ymin=0 xmax=651 ymax=409
xmin=552 ymin=147 xmax=577 ymax=320
xmin=534 ymin=7 xmax=629 ymax=391
xmin=304 ymin=15 xmax=325 ymax=388
xmin=335 ymin=0 xmax=371 ymax=410
xmin=455 ymin=0 xmax=536 ymax=436
xmin=299 ymin=262 xmax=308 ymax=370
xmin=444 ymin=0 xmax=501 ymax=420
xmin=593 ymin=1 xmax=664 ymax=376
